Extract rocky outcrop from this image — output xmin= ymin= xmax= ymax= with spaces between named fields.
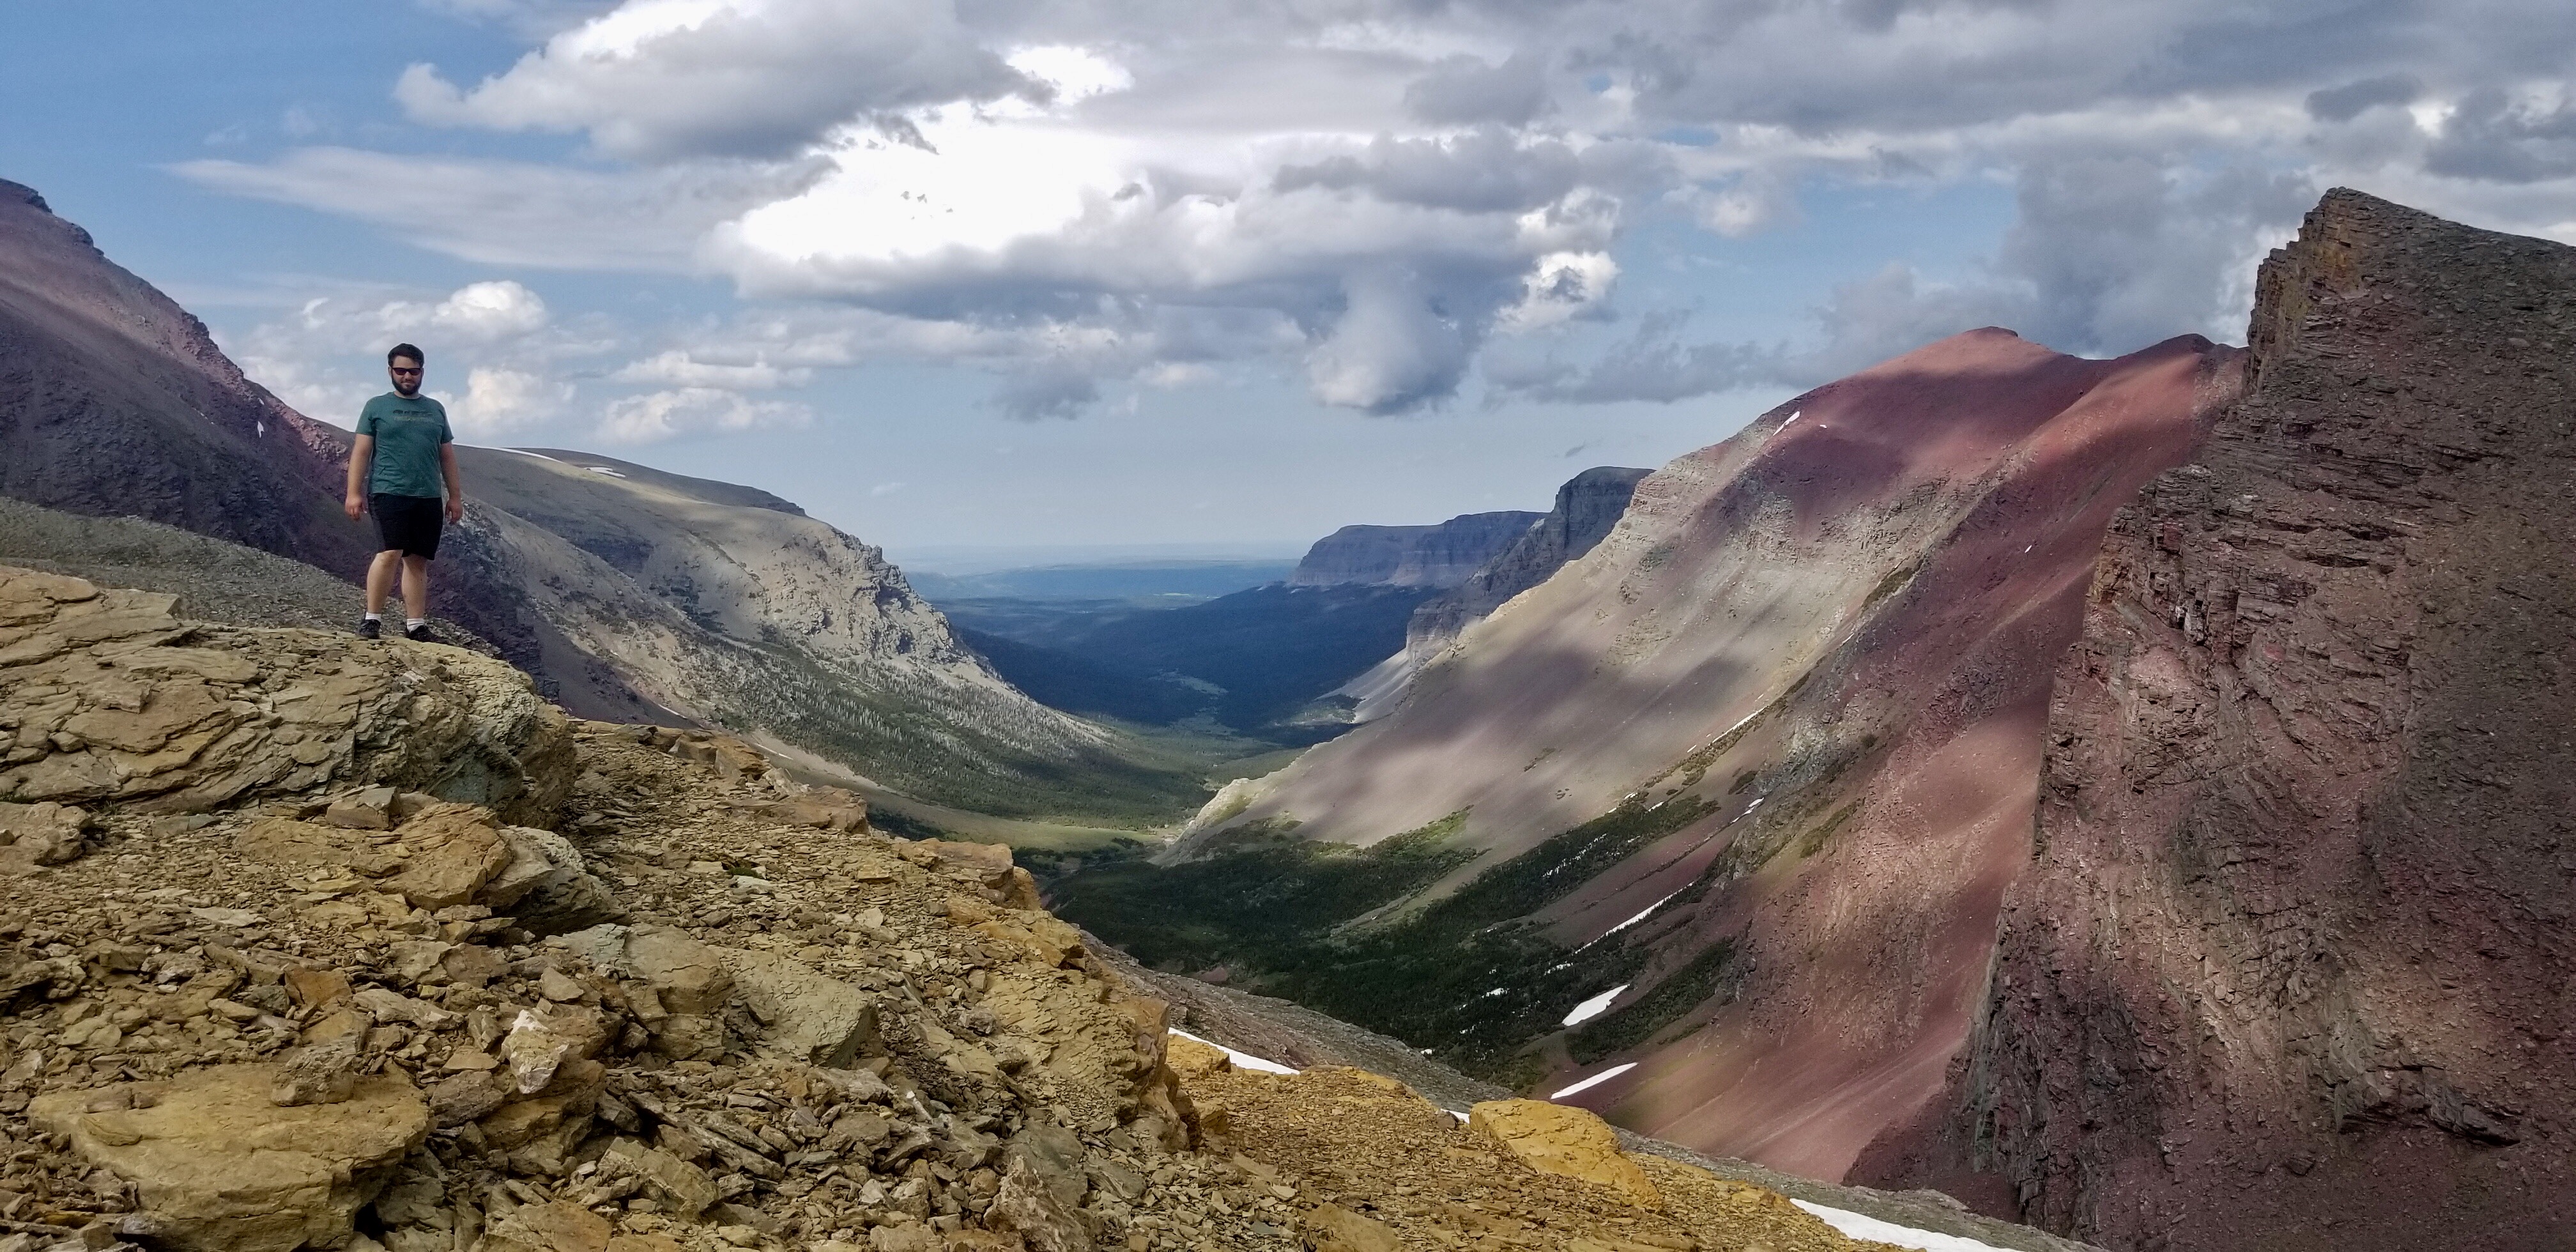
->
xmin=1327 ymin=466 xmax=1650 ymax=722
xmin=31 ymin=1067 xmax=429 ymax=1252
xmin=0 ymin=567 xmax=571 ymax=825
xmin=1853 ymin=192 xmax=2576 ymax=1249
xmin=1405 ymin=467 xmax=1650 ymax=656
xmin=1285 ymin=512 xmax=1542 ymax=588
xmin=1466 ymin=1099 xmax=1662 ymax=1207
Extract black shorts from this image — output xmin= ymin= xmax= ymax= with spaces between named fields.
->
xmin=371 ymin=493 xmax=445 ymax=559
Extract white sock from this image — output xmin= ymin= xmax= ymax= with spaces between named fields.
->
xmin=364 ymin=613 xmax=381 ymax=622
xmin=405 ymin=618 xmax=426 ymax=630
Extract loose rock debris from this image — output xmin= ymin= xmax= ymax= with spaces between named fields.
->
xmin=0 ymin=566 xmax=1901 ymax=1252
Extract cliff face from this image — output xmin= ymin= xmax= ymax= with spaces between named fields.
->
xmin=0 ymin=179 xmax=1150 ymax=818
xmin=1286 ymin=511 xmax=1542 ymax=588
xmin=1186 ymin=328 xmax=2238 ymax=1179
xmin=1406 ymin=466 xmax=1651 ymax=655
xmin=1855 ymin=191 xmax=2576 ymax=1249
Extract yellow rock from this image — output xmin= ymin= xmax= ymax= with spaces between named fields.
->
xmin=1164 ymin=1034 xmax=1233 ymax=1080
xmin=1465 ymin=1099 xmax=1661 ymax=1207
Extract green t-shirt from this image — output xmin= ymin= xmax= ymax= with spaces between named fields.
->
xmin=355 ymin=392 xmax=453 ymax=498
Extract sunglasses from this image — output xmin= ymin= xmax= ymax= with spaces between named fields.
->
xmin=390 ymin=367 xmax=423 ymax=375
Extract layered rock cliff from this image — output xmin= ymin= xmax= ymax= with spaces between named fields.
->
xmin=0 ymin=179 xmax=1169 ymax=821
xmin=1285 ymin=512 xmax=1542 ymax=588
xmin=1405 ymin=467 xmax=1652 ymax=657
xmin=1855 ymin=191 xmax=2576 ymax=1249
xmin=1330 ymin=466 xmax=1650 ymax=722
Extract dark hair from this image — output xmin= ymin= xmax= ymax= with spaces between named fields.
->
xmin=387 ymin=343 xmax=424 ymax=367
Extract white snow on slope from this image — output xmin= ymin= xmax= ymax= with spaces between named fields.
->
xmin=1561 ymin=984 xmax=1631 ymax=1027
xmin=1791 ymin=1201 xmax=2015 ymax=1252
xmin=1547 ymin=1062 xmax=1636 ymax=1100
xmin=1169 ymin=1028 xmax=1298 ymax=1076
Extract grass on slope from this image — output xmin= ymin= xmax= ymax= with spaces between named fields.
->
xmin=1042 ymin=795 xmax=1733 ymax=1080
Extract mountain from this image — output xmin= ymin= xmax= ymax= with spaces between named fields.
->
xmin=0 ymin=178 xmax=1188 ymax=821
xmin=1061 ymin=324 xmax=2237 ymax=1177
xmin=1285 ymin=510 xmax=1544 ymax=587
xmin=1853 ymin=191 xmax=2576 ymax=1249
xmin=1333 ymin=466 xmax=1650 ymax=721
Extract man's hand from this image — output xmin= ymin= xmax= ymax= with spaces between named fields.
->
xmin=444 ymin=496 xmax=465 ymax=524
xmin=344 ymin=491 xmax=365 ymax=521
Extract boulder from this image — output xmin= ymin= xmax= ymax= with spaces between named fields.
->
xmin=1464 ymin=1099 xmax=1660 ymax=1207
xmin=1302 ymin=1204 xmax=1400 ymax=1252
xmin=0 ymin=567 xmax=572 ymax=823
xmin=482 ymin=825 xmax=621 ymax=935
xmin=603 ymin=1138 xmax=719 ymax=1219
xmin=383 ymin=806 xmax=512 ymax=910
xmin=984 ymin=1154 xmax=1092 ymax=1252
xmin=31 ymin=1066 xmax=429 ymax=1252
xmin=269 ymin=1034 xmax=362 ymax=1107
xmin=0 ymin=800 xmax=93 ymax=866
xmin=500 ymin=1004 xmax=610 ymax=1095
xmin=479 ymin=1202 xmax=610 ymax=1252
xmin=721 ymin=949 xmax=880 ymax=1068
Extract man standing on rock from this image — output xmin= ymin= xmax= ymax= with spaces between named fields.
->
xmin=343 ymin=342 xmax=463 ymax=641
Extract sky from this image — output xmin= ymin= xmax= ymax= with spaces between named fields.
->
xmin=4 ymin=1 xmax=2572 ymax=561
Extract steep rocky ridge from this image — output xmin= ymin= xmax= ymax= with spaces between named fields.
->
xmin=1331 ymin=466 xmax=1650 ymax=723
xmin=1115 ymin=328 xmax=2237 ymax=1182
xmin=0 ymin=564 xmax=2037 ymax=1252
xmin=0 ymin=180 xmax=1174 ymax=821
xmin=1853 ymin=192 xmax=2576 ymax=1249
xmin=1285 ymin=512 xmax=1542 ymax=588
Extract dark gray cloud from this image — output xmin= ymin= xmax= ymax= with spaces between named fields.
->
xmin=2307 ymin=73 xmax=2423 ymax=122
xmin=2428 ymin=88 xmax=2576 ymax=182
xmin=1274 ymin=128 xmax=1584 ymax=212
xmin=1404 ymin=53 xmax=1554 ymax=126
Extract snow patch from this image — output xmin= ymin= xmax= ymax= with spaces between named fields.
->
xmin=1547 ymin=1062 xmax=1636 ymax=1101
xmin=499 ymin=448 xmax=564 ymax=463
xmin=1791 ymin=1201 xmax=2015 ymax=1252
xmin=585 ymin=466 xmax=627 ymax=478
xmin=1169 ymin=1028 xmax=1298 ymax=1076
xmin=1777 ymin=409 xmax=1802 ymax=432
xmin=1560 ymin=984 xmax=1630 ymax=1028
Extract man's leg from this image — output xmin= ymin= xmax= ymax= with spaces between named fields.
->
xmin=400 ymin=556 xmax=431 ymax=623
xmin=365 ymin=551 xmax=402 ymax=615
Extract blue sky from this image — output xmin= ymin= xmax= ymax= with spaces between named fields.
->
xmin=6 ymin=1 xmax=2571 ymax=559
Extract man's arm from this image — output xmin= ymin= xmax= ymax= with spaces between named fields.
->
xmin=440 ymin=443 xmax=464 ymax=524
xmin=344 ymin=434 xmax=374 ymax=521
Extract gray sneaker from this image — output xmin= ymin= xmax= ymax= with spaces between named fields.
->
xmin=357 ymin=618 xmax=381 ymax=639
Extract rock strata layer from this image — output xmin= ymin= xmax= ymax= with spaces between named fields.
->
xmin=1855 ymin=190 xmax=2576 ymax=1249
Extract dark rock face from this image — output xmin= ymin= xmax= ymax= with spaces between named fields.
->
xmin=1406 ymin=466 xmax=1649 ymax=653
xmin=1287 ymin=511 xmax=1543 ymax=588
xmin=1854 ymin=190 xmax=2576 ymax=1249
xmin=0 ymin=179 xmax=370 ymax=585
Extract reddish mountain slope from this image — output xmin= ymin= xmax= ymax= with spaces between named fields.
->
xmin=1197 ymin=327 xmax=2241 ymax=1177
xmin=1855 ymin=192 xmax=2576 ymax=1249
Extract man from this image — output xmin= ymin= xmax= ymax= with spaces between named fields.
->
xmin=343 ymin=343 xmax=464 ymax=641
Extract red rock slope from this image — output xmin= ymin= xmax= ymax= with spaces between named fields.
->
xmin=1854 ymin=192 xmax=2576 ymax=1249
xmin=1197 ymin=327 xmax=2241 ymax=1178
